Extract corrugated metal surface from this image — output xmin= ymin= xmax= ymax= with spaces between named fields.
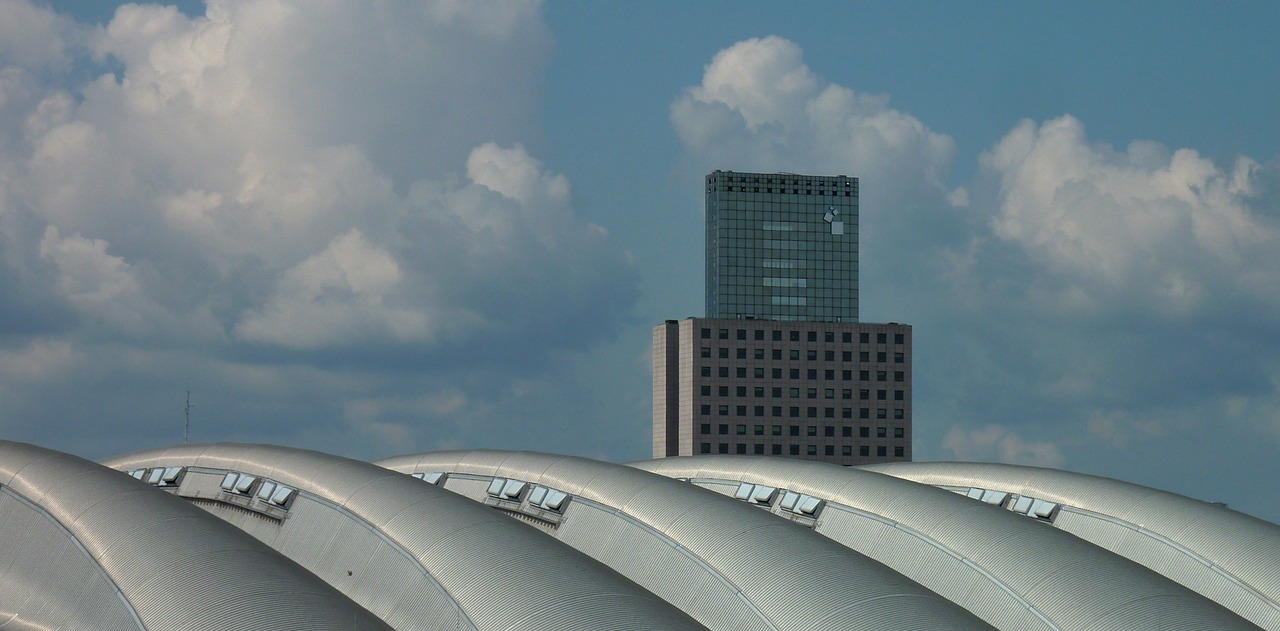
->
xmin=104 ymin=443 xmax=706 ymax=631
xmin=378 ymin=449 xmax=996 ymax=631
xmin=635 ymin=456 xmax=1262 ymax=631
xmin=866 ymin=461 xmax=1280 ymax=631
xmin=0 ymin=440 xmax=392 ymax=631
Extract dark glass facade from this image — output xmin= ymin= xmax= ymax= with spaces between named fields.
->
xmin=705 ymin=170 xmax=859 ymax=322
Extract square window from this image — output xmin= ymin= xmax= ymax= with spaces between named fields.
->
xmin=894 ymin=352 xmax=904 ymax=363
xmin=894 ymin=427 xmax=905 ymax=438
xmin=755 ymin=349 xmax=765 ymax=360
xmin=701 ymin=443 xmax=711 ymax=454
xmin=719 ymin=348 xmax=729 ymax=358
xmin=736 ymin=386 xmax=746 ymax=397
xmin=701 ymin=347 xmax=711 ymax=358
xmin=842 ymin=389 xmax=852 ymax=400
xmin=755 ymin=368 xmax=765 ymax=379
xmin=791 ymin=445 xmax=801 ymax=455
xmin=824 ymin=389 xmax=835 ymax=398
xmin=719 ymin=424 xmax=729 ymax=434
xmin=894 ymin=409 xmax=904 ymax=419
xmin=737 ymin=424 xmax=747 ymax=435
xmin=825 ymin=445 xmax=835 ymax=456
xmin=860 ymin=389 xmax=870 ymax=400
xmin=701 ymin=386 xmax=711 ymax=396
xmin=860 ymin=426 xmax=870 ymax=438
xmin=895 ymin=390 xmax=905 ymax=401
xmin=877 ymin=352 xmax=887 ymax=362
xmin=772 ymin=444 xmax=783 ymax=455
xmin=773 ymin=368 xmax=783 ymax=378
xmin=790 ymin=425 xmax=800 ymax=436
xmin=860 ymin=352 xmax=870 ymax=362
xmin=718 ymin=386 xmax=728 ymax=396
xmin=860 ymin=408 xmax=870 ymax=419
xmin=843 ymin=351 xmax=852 ymax=361
xmin=842 ymin=370 xmax=852 ymax=380
xmin=860 ymin=445 xmax=870 ymax=456
xmin=878 ymin=446 xmax=887 ymax=456
xmin=877 ymin=333 xmax=887 ymax=343
xmin=824 ymin=426 xmax=835 ymax=437
xmin=807 ymin=445 xmax=818 ymax=455
xmin=824 ymin=407 xmax=835 ymax=418
xmin=772 ymin=406 xmax=782 ymax=417
xmin=790 ymin=407 xmax=800 ymax=418
xmin=754 ymin=444 xmax=765 ymax=455
xmin=790 ymin=349 xmax=800 ymax=360
xmin=807 ymin=407 xmax=817 ymax=418
xmin=877 ymin=390 xmax=887 ymax=400
xmin=755 ymin=330 xmax=764 ymax=340
xmin=719 ymin=329 xmax=729 ymax=339
xmin=701 ymin=366 xmax=711 ymax=377
xmin=877 ymin=371 xmax=887 ymax=381
xmin=895 ymin=446 xmax=904 ymax=457
xmin=842 ymin=408 xmax=852 ymax=419
xmin=877 ymin=427 xmax=887 ymax=438
xmin=737 ymin=329 xmax=746 ymax=340
xmin=773 ymin=330 xmax=782 ymax=341
xmin=719 ymin=406 xmax=729 ymax=416
xmin=790 ymin=369 xmax=800 ymax=379
xmin=807 ymin=388 xmax=817 ymax=399
xmin=860 ymin=370 xmax=870 ymax=381
xmin=807 ymin=425 xmax=817 ymax=436
xmin=772 ymin=425 xmax=782 ymax=435
xmin=701 ymin=404 xmax=711 ymax=415
xmin=790 ymin=331 xmax=800 ymax=341
xmin=737 ymin=348 xmax=747 ymax=359
xmin=807 ymin=332 xmax=817 ymax=342
xmin=842 ymin=426 xmax=852 ymax=437
xmin=807 ymin=369 xmax=817 ymax=380
xmin=895 ymin=333 xmax=904 ymax=344
xmin=701 ymin=328 xmax=710 ymax=339
xmin=772 ymin=349 xmax=782 ymax=360
xmin=877 ymin=408 xmax=887 ymax=419
xmin=719 ymin=367 xmax=729 ymax=377
xmin=825 ymin=332 xmax=835 ymax=342
xmin=825 ymin=369 xmax=835 ymax=380
xmin=842 ymin=445 xmax=852 ymax=456
xmin=824 ymin=351 xmax=834 ymax=361
xmin=807 ymin=350 xmax=818 ymax=361
xmin=754 ymin=387 xmax=764 ymax=397
xmin=894 ymin=371 xmax=904 ymax=382
xmin=843 ymin=332 xmax=852 ymax=343
xmin=860 ymin=333 xmax=870 ymax=343
xmin=737 ymin=443 xmax=747 ymax=454
xmin=789 ymin=388 xmax=800 ymax=398
xmin=772 ymin=387 xmax=782 ymax=397
xmin=754 ymin=406 xmax=764 ymax=417
xmin=736 ymin=406 xmax=746 ymax=416
xmin=700 ymin=423 xmax=711 ymax=434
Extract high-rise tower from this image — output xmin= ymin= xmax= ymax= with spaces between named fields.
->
xmin=653 ymin=170 xmax=912 ymax=465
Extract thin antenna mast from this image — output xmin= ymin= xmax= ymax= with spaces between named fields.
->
xmin=184 ymin=391 xmax=193 ymax=444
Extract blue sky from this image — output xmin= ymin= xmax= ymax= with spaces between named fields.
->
xmin=3 ymin=1 xmax=1279 ymax=522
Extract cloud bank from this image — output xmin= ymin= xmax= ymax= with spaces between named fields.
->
xmin=0 ymin=0 xmax=637 ymax=457
xmin=671 ymin=37 xmax=1280 ymax=497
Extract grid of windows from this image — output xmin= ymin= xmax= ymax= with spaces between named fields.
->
xmin=706 ymin=171 xmax=859 ymax=322
xmin=673 ymin=318 xmax=910 ymax=465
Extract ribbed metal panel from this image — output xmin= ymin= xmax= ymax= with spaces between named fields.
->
xmin=379 ymin=449 xmax=995 ymax=631
xmin=0 ymin=440 xmax=392 ymax=631
xmin=867 ymin=461 xmax=1280 ymax=631
xmin=635 ymin=456 xmax=1262 ymax=631
xmin=104 ymin=443 xmax=706 ymax=631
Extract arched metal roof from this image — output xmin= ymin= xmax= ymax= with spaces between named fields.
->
xmin=633 ymin=455 xmax=1262 ymax=631
xmin=377 ymin=449 xmax=995 ymax=631
xmin=0 ymin=440 xmax=391 ymax=631
xmin=864 ymin=461 xmax=1280 ymax=631
xmin=103 ymin=443 xmax=704 ymax=631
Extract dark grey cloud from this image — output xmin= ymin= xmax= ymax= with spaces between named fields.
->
xmin=0 ymin=0 xmax=638 ymax=459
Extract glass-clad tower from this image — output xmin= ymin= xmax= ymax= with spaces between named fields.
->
xmin=705 ymin=170 xmax=859 ymax=322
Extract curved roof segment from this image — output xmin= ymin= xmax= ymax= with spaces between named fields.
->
xmin=377 ymin=449 xmax=995 ymax=631
xmin=633 ymin=455 xmax=1262 ymax=631
xmin=0 ymin=440 xmax=391 ymax=631
xmin=103 ymin=443 xmax=704 ymax=631
xmin=864 ymin=461 xmax=1280 ymax=631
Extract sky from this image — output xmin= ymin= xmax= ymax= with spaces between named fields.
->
xmin=1 ymin=1 xmax=1278 ymax=522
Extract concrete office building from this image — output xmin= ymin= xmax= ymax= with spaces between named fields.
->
xmin=654 ymin=170 xmax=911 ymax=464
